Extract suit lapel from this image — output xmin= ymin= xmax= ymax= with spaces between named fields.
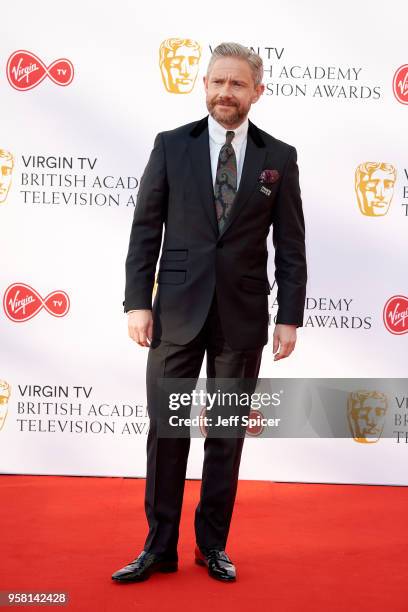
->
xmin=188 ymin=117 xmax=218 ymax=236
xmin=188 ymin=116 xmax=267 ymax=239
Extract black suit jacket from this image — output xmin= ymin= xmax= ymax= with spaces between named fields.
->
xmin=123 ymin=115 xmax=307 ymax=350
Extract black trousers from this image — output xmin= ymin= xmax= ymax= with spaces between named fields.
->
xmin=143 ymin=288 xmax=264 ymax=556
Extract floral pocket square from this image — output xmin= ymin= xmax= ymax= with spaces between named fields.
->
xmin=259 ymin=169 xmax=280 ymax=184
xmin=258 ymin=169 xmax=280 ymax=196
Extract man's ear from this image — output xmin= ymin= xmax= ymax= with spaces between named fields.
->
xmin=252 ymin=83 xmax=265 ymax=103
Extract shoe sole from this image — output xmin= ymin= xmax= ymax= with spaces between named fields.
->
xmin=194 ymin=558 xmax=236 ymax=582
xmin=112 ymin=561 xmax=178 ymax=582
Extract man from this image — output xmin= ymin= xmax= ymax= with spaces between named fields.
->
xmin=112 ymin=42 xmax=307 ymax=584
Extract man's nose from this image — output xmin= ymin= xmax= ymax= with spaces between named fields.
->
xmin=219 ymin=82 xmax=233 ymax=97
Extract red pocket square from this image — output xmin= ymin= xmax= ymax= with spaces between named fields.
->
xmin=259 ymin=169 xmax=280 ymax=184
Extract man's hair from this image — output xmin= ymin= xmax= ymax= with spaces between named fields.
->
xmin=207 ymin=42 xmax=263 ymax=87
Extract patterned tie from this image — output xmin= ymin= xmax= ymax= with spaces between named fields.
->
xmin=214 ymin=130 xmax=237 ymax=233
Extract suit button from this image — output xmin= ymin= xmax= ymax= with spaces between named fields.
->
xmin=217 ymin=241 xmax=224 ymax=249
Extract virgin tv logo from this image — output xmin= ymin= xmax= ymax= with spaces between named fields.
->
xmin=3 ymin=283 xmax=70 ymax=322
xmin=6 ymin=50 xmax=74 ymax=91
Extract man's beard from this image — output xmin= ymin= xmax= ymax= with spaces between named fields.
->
xmin=207 ymin=98 xmax=249 ymax=126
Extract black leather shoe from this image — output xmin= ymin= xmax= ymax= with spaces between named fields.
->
xmin=111 ymin=550 xmax=178 ymax=582
xmin=194 ymin=545 xmax=236 ymax=582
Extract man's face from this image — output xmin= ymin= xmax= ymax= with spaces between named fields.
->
xmin=204 ymin=57 xmax=264 ymax=128
xmin=0 ymin=157 xmax=13 ymax=204
xmin=356 ymin=168 xmax=396 ymax=216
xmin=350 ymin=397 xmax=387 ymax=443
xmin=161 ymin=44 xmax=200 ymax=93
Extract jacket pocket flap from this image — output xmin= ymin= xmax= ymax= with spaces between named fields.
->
xmin=241 ymin=276 xmax=270 ymax=294
xmin=158 ymin=269 xmax=186 ymax=284
xmin=161 ymin=249 xmax=188 ymax=262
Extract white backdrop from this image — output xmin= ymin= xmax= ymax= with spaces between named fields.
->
xmin=1 ymin=0 xmax=407 ymax=484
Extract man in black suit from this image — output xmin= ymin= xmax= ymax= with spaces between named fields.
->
xmin=112 ymin=42 xmax=307 ymax=583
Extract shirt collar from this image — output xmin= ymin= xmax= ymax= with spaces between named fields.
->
xmin=208 ymin=113 xmax=249 ymax=147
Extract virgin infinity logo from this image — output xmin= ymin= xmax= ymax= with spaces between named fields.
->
xmin=6 ymin=50 xmax=74 ymax=91
xmin=393 ymin=65 xmax=408 ymax=105
xmin=3 ymin=283 xmax=70 ymax=322
xmin=383 ymin=295 xmax=408 ymax=335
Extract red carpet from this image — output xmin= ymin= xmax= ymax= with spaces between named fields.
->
xmin=1 ymin=475 xmax=407 ymax=611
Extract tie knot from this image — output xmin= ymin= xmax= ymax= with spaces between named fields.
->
xmin=225 ymin=130 xmax=235 ymax=145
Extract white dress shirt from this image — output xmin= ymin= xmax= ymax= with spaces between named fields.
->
xmin=208 ymin=113 xmax=248 ymax=190
xmin=127 ymin=115 xmax=249 ymax=314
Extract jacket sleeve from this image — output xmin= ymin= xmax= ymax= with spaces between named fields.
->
xmin=271 ymin=146 xmax=307 ymax=327
xmin=123 ymin=133 xmax=168 ymax=312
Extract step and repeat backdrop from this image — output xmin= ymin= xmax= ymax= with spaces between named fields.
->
xmin=1 ymin=0 xmax=407 ymax=484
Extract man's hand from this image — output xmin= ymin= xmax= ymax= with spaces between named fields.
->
xmin=128 ymin=310 xmax=153 ymax=347
xmin=273 ymin=323 xmax=297 ymax=361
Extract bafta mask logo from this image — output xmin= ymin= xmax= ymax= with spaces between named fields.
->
xmin=0 ymin=149 xmax=14 ymax=204
xmin=347 ymin=390 xmax=387 ymax=444
xmin=355 ymin=162 xmax=396 ymax=217
xmin=0 ymin=380 xmax=11 ymax=431
xmin=159 ymin=38 xmax=201 ymax=94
